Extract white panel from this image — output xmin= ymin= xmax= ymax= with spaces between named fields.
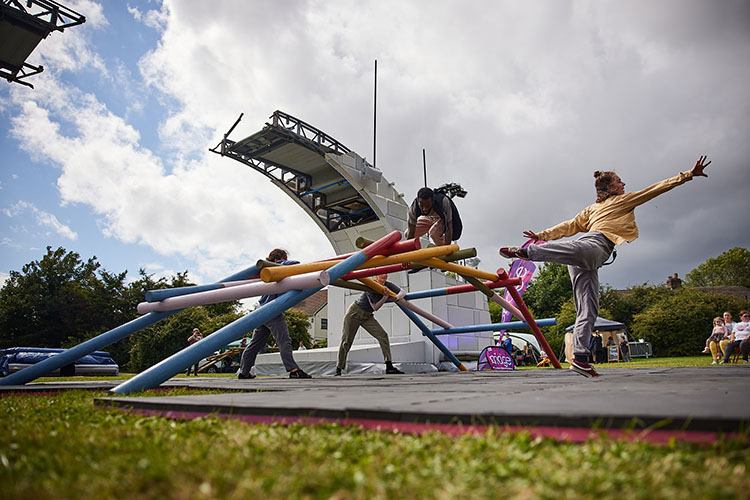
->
xmin=458 ymin=291 xmax=475 ymax=308
xmin=387 ymin=200 xmax=408 ymax=220
xmin=447 ymin=305 xmax=473 ymax=326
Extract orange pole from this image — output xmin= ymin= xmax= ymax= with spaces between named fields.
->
xmin=420 ymin=257 xmax=499 ymax=281
xmin=260 ymin=244 xmax=459 ymax=283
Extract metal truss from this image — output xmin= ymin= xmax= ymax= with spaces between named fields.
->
xmin=1 ymin=0 xmax=86 ymax=30
xmin=211 ymin=111 xmax=378 ymax=233
xmin=0 ymin=0 xmax=86 ymax=87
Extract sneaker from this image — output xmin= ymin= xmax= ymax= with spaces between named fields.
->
xmin=237 ymin=373 xmax=256 ymax=379
xmin=701 ymin=347 xmax=710 ymax=354
xmin=719 ymin=359 xmax=725 ymax=364
xmin=743 ymin=360 xmax=749 ymax=364
xmin=289 ymin=369 xmax=312 ymax=379
xmin=569 ymin=359 xmax=601 ymax=378
xmin=385 ymin=365 xmax=404 ymax=374
xmin=711 ymin=360 xmax=718 ymax=365
xmin=334 ymin=368 xmax=342 ymax=376
xmin=498 ymin=246 xmax=527 ymax=259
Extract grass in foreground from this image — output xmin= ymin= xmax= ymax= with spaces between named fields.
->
xmin=1 ymin=390 xmax=748 ymax=500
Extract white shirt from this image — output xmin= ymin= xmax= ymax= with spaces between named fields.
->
xmin=731 ymin=321 xmax=750 ymax=342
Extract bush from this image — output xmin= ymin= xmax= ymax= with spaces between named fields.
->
xmin=128 ymin=306 xmax=242 ymax=372
xmin=630 ymin=288 xmax=750 ymax=357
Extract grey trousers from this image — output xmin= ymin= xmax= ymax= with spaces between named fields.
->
xmin=337 ymin=302 xmax=393 ymax=370
xmin=240 ymin=314 xmax=299 ymax=375
xmin=526 ymin=232 xmax=615 ymax=359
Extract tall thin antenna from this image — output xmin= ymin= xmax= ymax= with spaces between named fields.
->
xmin=373 ymin=59 xmax=377 ymax=168
xmin=422 ymin=148 xmax=427 ymax=187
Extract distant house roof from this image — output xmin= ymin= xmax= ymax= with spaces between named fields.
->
xmin=612 ymin=286 xmax=750 ymax=301
xmin=290 ymin=290 xmax=328 ymax=316
xmin=694 ymin=286 xmax=750 ymax=301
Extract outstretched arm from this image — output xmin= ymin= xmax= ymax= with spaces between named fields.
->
xmin=691 ymin=155 xmax=711 ymax=178
xmin=523 ymin=230 xmax=540 ymax=241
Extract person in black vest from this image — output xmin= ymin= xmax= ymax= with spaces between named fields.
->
xmin=406 ymin=187 xmax=455 ymax=245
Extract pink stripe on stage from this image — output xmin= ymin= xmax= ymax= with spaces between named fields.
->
xmin=120 ymin=408 xmax=737 ymax=445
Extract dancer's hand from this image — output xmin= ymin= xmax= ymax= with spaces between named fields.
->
xmin=523 ymin=230 xmax=540 ymax=241
xmin=691 ymin=155 xmax=711 ymax=178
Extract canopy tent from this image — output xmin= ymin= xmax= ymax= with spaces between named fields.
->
xmin=563 ymin=317 xmax=629 ymax=363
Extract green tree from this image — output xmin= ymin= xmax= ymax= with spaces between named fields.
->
xmin=630 ymin=288 xmax=750 ymax=357
xmin=685 ymin=247 xmax=750 ymax=287
xmin=128 ymin=304 xmax=243 ymax=372
xmin=286 ymin=309 xmax=312 ymax=349
xmin=0 ymin=247 xmax=106 ymax=349
xmin=522 ymin=263 xmax=572 ymax=320
xmin=599 ymin=284 xmax=673 ymax=327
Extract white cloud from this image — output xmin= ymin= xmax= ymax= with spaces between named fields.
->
xmin=127 ymin=3 xmax=166 ymax=30
xmin=3 ymin=201 xmax=77 ymax=240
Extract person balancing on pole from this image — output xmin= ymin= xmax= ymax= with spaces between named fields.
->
xmin=499 ymin=155 xmax=711 ymax=378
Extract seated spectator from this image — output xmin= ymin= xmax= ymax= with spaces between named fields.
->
xmin=523 ymin=343 xmax=535 ymax=366
xmin=721 ymin=310 xmax=750 ymax=364
xmin=537 ymin=349 xmax=551 ymax=367
xmin=707 ymin=317 xmax=727 ymax=364
xmin=720 ymin=311 xmax=736 ymax=358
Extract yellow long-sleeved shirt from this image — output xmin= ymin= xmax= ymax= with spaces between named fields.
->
xmin=536 ymin=171 xmax=694 ymax=245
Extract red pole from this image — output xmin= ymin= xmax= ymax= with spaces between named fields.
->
xmin=499 ymin=269 xmax=562 ymax=369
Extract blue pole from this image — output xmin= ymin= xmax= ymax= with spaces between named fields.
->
xmin=145 ymin=264 xmax=259 ymax=302
xmin=111 ymin=287 xmax=320 ymax=394
xmin=397 ymin=304 xmax=465 ymax=370
xmin=430 ymin=318 xmax=557 ymax=336
xmin=0 ymin=265 xmax=259 ymax=387
xmin=111 ymin=232 xmax=400 ymax=394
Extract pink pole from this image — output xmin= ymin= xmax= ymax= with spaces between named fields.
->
xmin=489 ymin=293 xmax=524 ymax=320
xmin=137 ymin=271 xmax=330 ymax=313
xmin=397 ymin=299 xmax=453 ymax=329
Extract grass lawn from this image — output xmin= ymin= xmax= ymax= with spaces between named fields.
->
xmin=1 ymin=388 xmax=748 ymax=500
xmin=2 ymin=355 xmax=749 ymax=499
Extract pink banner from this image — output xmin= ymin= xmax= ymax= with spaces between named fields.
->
xmin=498 ymin=239 xmax=545 ymax=342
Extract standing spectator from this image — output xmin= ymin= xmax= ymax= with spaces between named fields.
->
xmin=297 ymin=341 xmax=307 ymax=350
xmin=590 ymin=332 xmax=605 ymax=363
xmin=721 ymin=310 xmax=750 ymax=364
xmin=498 ymin=155 xmax=711 ymax=377
xmin=667 ymin=273 xmax=682 ymax=290
xmin=619 ymin=337 xmax=630 ymax=362
xmin=186 ymin=328 xmax=202 ymax=376
xmin=238 ymin=249 xmax=311 ymax=380
xmin=500 ymin=332 xmax=514 ymax=354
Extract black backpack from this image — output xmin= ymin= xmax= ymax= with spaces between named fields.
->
xmin=410 ymin=191 xmax=463 ymax=241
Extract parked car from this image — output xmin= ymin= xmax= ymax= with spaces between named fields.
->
xmin=0 ymin=347 xmax=119 ymax=377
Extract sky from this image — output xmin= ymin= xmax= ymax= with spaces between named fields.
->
xmin=1 ymin=0 xmax=748 ymax=300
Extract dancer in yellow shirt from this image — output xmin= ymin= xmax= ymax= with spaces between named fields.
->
xmin=500 ymin=155 xmax=711 ymax=377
